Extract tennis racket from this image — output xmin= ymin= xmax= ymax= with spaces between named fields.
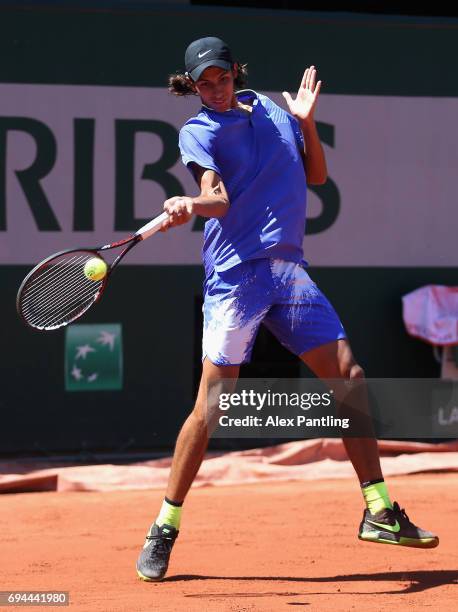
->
xmin=17 ymin=211 xmax=169 ymax=331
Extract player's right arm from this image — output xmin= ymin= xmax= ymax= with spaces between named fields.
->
xmin=189 ymin=164 xmax=230 ymax=217
xmin=161 ymin=165 xmax=230 ymax=231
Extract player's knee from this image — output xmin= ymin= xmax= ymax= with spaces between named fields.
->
xmin=339 ymin=359 xmax=364 ymax=379
xmin=191 ymin=403 xmax=208 ymax=425
xmin=347 ymin=363 xmax=365 ymax=380
xmin=191 ymin=397 xmax=220 ymax=433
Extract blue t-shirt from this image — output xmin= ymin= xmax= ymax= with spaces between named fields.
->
xmin=179 ymin=90 xmax=308 ymax=278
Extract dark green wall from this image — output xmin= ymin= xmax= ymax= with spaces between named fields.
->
xmin=0 ymin=5 xmax=457 ymax=95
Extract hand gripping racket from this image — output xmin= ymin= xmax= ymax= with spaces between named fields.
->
xmin=16 ymin=211 xmax=169 ymax=331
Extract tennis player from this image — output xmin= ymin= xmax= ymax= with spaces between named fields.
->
xmin=136 ymin=37 xmax=438 ymax=581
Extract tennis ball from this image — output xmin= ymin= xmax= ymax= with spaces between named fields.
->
xmin=84 ymin=257 xmax=107 ymax=281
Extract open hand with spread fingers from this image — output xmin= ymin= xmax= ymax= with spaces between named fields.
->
xmin=282 ymin=66 xmax=322 ymax=125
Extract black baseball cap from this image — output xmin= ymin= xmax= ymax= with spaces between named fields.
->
xmin=185 ymin=36 xmax=233 ymax=82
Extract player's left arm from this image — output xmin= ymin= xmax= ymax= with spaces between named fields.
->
xmin=282 ymin=66 xmax=328 ymax=186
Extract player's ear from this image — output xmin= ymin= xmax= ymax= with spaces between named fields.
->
xmin=232 ymin=63 xmax=238 ymax=79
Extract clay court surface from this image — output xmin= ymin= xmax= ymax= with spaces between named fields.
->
xmin=0 ymin=473 xmax=456 ymax=611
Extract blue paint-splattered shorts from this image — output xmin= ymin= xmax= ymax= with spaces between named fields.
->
xmin=202 ymin=258 xmax=346 ymax=366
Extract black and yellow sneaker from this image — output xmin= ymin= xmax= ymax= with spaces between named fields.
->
xmin=136 ymin=523 xmax=179 ymax=581
xmin=358 ymin=501 xmax=439 ymax=548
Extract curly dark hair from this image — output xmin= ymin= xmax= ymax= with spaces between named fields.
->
xmin=168 ymin=63 xmax=248 ymax=96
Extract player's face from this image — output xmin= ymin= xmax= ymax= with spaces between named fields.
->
xmin=194 ymin=66 xmax=237 ymax=112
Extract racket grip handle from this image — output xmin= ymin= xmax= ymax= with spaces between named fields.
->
xmin=135 ymin=211 xmax=169 ymax=240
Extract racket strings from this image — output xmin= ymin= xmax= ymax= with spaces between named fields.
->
xmin=22 ymin=254 xmax=87 ymax=298
xmin=26 ymin=283 xmax=100 ymax=329
xmin=19 ymin=252 xmax=106 ymax=330
xmin=22 ymin=260 xmax=98 ymax=316
xmin=22 ymin=269 xmax=103 ymax=329
xmin=22 ymin=275 xmax=100 ymax=328
xmin=21 ymin=261 xmax=92 ymax=315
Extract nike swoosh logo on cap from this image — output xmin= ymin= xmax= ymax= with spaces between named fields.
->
xmin=198 ymin=49 xmax=212 ymax=58
xmin=367 ymin=519 xmax=401 ymax=533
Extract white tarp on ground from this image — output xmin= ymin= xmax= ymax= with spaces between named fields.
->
xmin=0 ymin=439 xmax=457 ymax=493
